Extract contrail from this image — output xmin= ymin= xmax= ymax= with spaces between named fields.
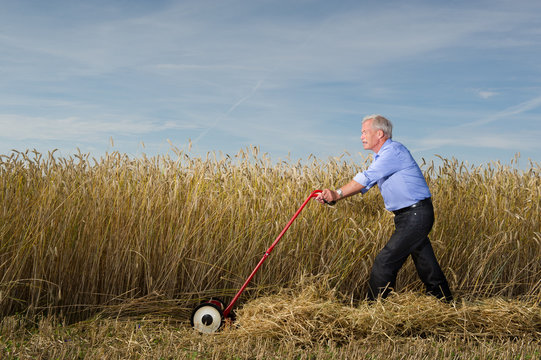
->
xmin=189 ymin=7 xmax=341 ymax=150
xmin=191 ymin=79 xmax=263 ymax=146
xmin=413 ymin=94 xmax=541 ymax=153
xmin=468 ymin=94 xmax=541 ymax=127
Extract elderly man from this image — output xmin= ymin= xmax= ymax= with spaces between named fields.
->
xmin=316 ymin=114 xmax=453 ymax=302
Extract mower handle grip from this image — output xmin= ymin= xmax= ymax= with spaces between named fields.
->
xmin=310 ymin=189 xmax=336 ymax=206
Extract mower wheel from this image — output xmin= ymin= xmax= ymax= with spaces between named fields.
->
xmin=207 ymin=298 xmax=225 ymax=311
xmin=190 ymin=302 xmax=224 ymax=334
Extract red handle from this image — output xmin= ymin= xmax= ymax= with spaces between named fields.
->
xmin=223 ymin=190 xmax=322 ymax=317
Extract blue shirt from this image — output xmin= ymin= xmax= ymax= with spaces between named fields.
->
xmin=353 ymin=139 xmax=431 ymax=211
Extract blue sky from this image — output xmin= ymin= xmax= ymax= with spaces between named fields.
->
xmin=1 ymin=0 xmax=540 ymax=167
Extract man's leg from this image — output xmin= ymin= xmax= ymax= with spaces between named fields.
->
xmin=367 ymin=241 xmax=409 ymax=300
xmin=367 ymin=204 xmax=435 ymax=301
xmin=411 ymin=236 xmax=453 ymax=302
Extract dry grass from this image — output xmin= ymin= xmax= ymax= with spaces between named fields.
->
xmin=0 ymin=148 xmax=540 ymax=358
xmin=2 ymin=315 xmax=538 ymax=360
xmin=235 ymin=276 xmax=540 ymax=343
xmin=1 ymin=278 xmax=540 ymax=359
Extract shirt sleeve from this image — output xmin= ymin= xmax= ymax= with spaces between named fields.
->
xmin=352 ymin=172 xmax=371 ymax=194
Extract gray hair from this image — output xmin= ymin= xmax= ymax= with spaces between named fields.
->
xmin=362 ymin=114 xmax=393 ymax=139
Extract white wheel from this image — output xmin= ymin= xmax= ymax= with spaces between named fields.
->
xmin=191 ymin=303 xmax=224 ymax=334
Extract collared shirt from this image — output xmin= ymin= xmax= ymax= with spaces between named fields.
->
xmin=353 ymin=139 xmax=431 ymax=211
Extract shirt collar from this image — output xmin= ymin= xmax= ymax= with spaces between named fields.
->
xmin=375 ymin=138 xmax=392 ymax=158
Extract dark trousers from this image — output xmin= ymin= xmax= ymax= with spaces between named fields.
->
xmin=367 ymin=200 xmax=453 ymax=301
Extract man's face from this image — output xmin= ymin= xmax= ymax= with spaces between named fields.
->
xmin=361 ymin=119 xmax=382 ymax=151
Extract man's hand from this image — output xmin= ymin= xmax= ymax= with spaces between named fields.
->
xmin=316 ymin=189 xmax=339 ymax=204
xmin=315 ymin=180 xmax=365 ymax=205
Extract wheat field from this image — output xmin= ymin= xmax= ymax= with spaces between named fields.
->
xmin=1 ymin=148 xmax=540 ymax=359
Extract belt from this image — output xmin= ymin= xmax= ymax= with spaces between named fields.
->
xmin=392 ymin=197 xmax=432 ymax=215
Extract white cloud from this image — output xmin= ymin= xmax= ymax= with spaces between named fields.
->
xmin=0 ymin=114 xmax=199 ymax=142
xmin=1 ymin=2 xmax=523 ymax=80
xmin=411 ymin=94 xmax=541 ymax=153
xmin=468 ymin=95 xmax=541 ymax=127
xmin=477 ymin=90 xmax=499 ymax=99
xmin=414 ymin=131 xmax=541 ymax=151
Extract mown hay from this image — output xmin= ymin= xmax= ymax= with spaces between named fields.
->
xmin=231 ymin=278 xmax=541 ymax=345
xmin=1 ymin=312 xmax=539 ymax=359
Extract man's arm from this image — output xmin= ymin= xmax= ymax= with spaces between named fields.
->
xmin=316 ymin=179 xmax=365 ymax=204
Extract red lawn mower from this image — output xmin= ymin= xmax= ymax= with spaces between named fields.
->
xmin=190 ymin=190 xmax=329 ymax=333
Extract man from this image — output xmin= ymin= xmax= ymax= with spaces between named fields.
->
xmin=316 ymin=114 xmax=453 ymax=302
